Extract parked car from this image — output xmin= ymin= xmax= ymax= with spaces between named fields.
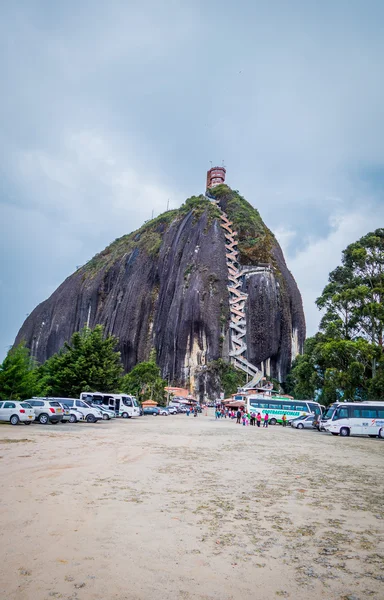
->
xmin=89 ymin=403 xmax=116 ymax=420
xmin=56 ymin=398 xmax=103 ymax=423
xmin=157 ymin=407 xmax=169 ymax=416
xmin=27 ymin=399 xmax=64 ymax=424
xmin=291 ymin=415 xmax=315 ymax=429
xmin=0 ymin=401 xmax=35 ymax=425
xmin=166 ymin=406 xmax=177 ymax=415
xmin=143 ymin=407 xmax=160 ymax=416
xmin=59 ymin=403 xmax=84 ymax=423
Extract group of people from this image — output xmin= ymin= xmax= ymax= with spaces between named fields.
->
xmin=236 ymin=410 xmax=269 ymax=427
xmin=215 ymin=404 xmax=288 ymax=428
xmin=215 ymin=405 xmax=270 ymax=427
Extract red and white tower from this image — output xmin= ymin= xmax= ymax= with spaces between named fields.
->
xmin=206 ymin=166 xmax=226 ymax=189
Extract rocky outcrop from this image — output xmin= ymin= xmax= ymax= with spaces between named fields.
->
xmin=15 ymin=188 xmax=305 ymax=389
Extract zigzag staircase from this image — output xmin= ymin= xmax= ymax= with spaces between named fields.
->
xmin=207 ymin=195 xmax=269 ymax=391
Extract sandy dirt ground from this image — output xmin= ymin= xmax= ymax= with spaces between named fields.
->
xmin=0 ymin=412 xmax=383 ymax=600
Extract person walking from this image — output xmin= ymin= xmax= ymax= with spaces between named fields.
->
xmin=256 ymin=412 xmax=261 ymax=427
xmin=250 ymin=412 xmax=255 ymax=426
xmin=263 ymin=413 xmax=269 ymax=428
xmin=186 ymin=407 xmax=190 ymax=417
xmin=282 ymin=413 xmax=287 ymax=427
xmin=242 ymin=413 xmax=247 ymax=426
xmin=236 ymin=409 xmax=241 ymax=424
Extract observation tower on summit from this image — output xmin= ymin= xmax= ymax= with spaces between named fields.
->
xmin=206 ymin=165 xmax=226 ymax=189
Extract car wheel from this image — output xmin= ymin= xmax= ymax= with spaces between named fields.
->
xmin=153 ymin=413 xmax=158 ymax=416
xmin=378 ymin=428 xmax=384 ymax=439
xmin=69 ymin=414 xmax=77 ymax=423
xmin=297 ymin=423 xmax=304 ymax=429
xmin=122 ymin=412 xmax=129 ymax=419
xmin=24 ymin=421 xmax=32 ymax=425
xmin=86 ymin=414 xmax=96 ymax=423
xmin=340 ymin=427 xmax=350 ymax=437
xmin=269 ymin=418 xmax=277 ymax=426
xmin=10 ymin=415 xmax=19 ymax=426
xmin=103 ymin=413 xmax=109 ymax=420
xmin=39 ymin=413 xmax=49 ymax=424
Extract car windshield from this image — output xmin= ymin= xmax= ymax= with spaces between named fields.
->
xmin=324 ymin=407 xmax=336 ymax=420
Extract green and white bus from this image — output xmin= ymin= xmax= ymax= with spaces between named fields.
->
xmin=238 ymin=394 xmax=322 ymax=425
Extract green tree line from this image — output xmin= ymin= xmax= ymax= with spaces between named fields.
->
xmin=286 ymin=228 xmax=384 ymax=404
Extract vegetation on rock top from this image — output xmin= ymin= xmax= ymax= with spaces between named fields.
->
xmin=208 ymin=185 xmax=277 ymax=266
xmin=82 ymin=195 xmax=220 ymax=277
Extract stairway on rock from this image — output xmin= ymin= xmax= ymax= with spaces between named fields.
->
xmin=207 ymin=195 xmax=267 ymax=390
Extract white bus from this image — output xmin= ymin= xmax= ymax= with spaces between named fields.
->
xmin=321 ymin=402 xmax=384 ymax=438
xmin=80 ymin=392 xmax=140 ymax=418
xmin=242 ymin=394 xmax=322 ymax=425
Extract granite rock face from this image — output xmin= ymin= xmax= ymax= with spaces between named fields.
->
xmin=15 ymin=188 xmax=305 ymax=388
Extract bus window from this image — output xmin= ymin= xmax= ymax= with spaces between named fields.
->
xmin=333 ymin=407 xmax=348 ymax=421
xmin=378 ymin=408 xmax=384 ymax=419
xmin=122 ymin=397 xmax=133 ymax=407
xmin=361 ymin=407 xmax=378 ymax=419
xmin=307 ymin=402 xmax=321 ymax=415
xmin=352 ymin=407 xmax=362 ymax=418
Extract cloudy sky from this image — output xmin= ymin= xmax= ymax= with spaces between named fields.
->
xmin=1 ymin=0 xmax=383 ymax=360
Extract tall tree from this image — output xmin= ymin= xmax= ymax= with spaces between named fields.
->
xmin=121 ymin=352 xmax=167 ymax=406
xmin=0 ymin=342 xmax=38 ymax=400
xmin=39 ymin=325 xmax=123 ymax=398
xmin=287 ymin=229 xmax=384 ymax=403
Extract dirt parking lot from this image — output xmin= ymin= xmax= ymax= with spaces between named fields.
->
xmin=0 ymin=413 xmax=383 ymax=600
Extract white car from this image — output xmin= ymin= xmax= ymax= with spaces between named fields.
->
xmin=59 ymin=404 xmax=85 ymax=423
xmin=0 ymin=401 xmax=35 ymax=425
xmin=54 ymin=398 xmax=103 ymax=423
xmin=89 ymin=403 xmax=116 ymax=420
xmin=291 ymin=415 xmax=315 ymax=429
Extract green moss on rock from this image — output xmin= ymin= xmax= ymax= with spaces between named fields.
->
xmin=83 ymin=197 xmax=221 ymax=278
xmin=208 ymin=185 xmax=277 ymax=267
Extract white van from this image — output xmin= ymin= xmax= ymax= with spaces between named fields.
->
xmin=56 ymin=398 xmax=103 ymax=423
xmin=323 ymin=402 xmax=384 ymax=438
xmin=80 ymin=392 xmax=140 ymax=418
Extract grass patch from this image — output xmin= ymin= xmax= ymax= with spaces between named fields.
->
xmin=0 ymin=438 xmax=34 ymax=444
